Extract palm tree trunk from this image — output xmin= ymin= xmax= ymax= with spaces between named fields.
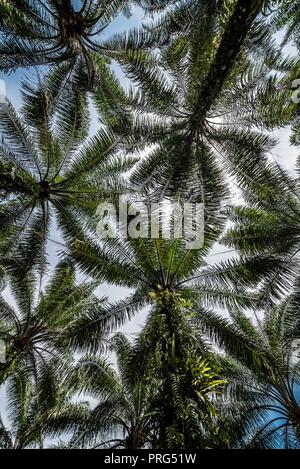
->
xmin=193 ymin=0 xmax=264 ymax=125
xmin=158 ymin=297 xmax=185 ymax=447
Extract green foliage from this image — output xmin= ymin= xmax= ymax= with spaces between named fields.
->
xmin=195 ymin=291 xmax=300 ymax=448
xmin=0 ymin=260 xmax=113 ymax=383
xmin=1 ymin=0 xmax=300 ymax=451
xmin=0 ymin=0 xmax=134 ymax=89
xmin=0 ymin=77 xmax=136 ymax=276
xmin=0 ymin=360 xmax=89 ymax=449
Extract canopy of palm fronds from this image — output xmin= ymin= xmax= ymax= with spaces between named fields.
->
xmin=0 ymin=260 xmax=110 ymax=382
xmin=0 ymin=0 xmax=135 ymax=89
xmin=195 ymin=278 xmax=300 ymax=448
xmin=0 ymin=77 xmax=136 ymax=274
xmin=0 ymin=0 xmax=300 ymax=452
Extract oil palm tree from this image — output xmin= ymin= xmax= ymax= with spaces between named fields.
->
xmin=0 ymin=361 xmax=89 ymax=449
xmin=65 ymin=208 xmax=292 ymax=446
xmin=102 ymin=0 xmax=278 ymax=197
xmin=0 ymin=0 xmax=132 ymax=89
xmin=271 ymin=0 xmax=300 ymax=51
xmin=0 ymin=260 xmax=109 ymax=384
xmin=64 ymin=159 xmax=297 ymax=322
xmin=223 ymin=156 xmax=300 ymax=303
xmin=66 ymin=333 xmax=158 ymax=449
xmin=0 ymin=265 xmax=5 ymax=292
xmin=67 ymin=333 xmax=225 ymax=449
xmin=132 ymin=291 xmax=228 ymax=448
xmin=121 ymin=0 xmax=273 ymax=73
xmin=195 ymin=279 xmax=300 ymax=448
xmin=0 ymin=78 xmax=136 ymax=273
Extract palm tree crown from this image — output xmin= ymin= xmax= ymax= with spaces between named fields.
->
xmin=0 ymin=0 xmax=132 ymax=87
xmin=0 ymin=260 xmax=107 ymax=383
xmin=196 ymin=280 xmax=300 ymax=448
xmin=0 ymin=78 xmax=135 ymax=272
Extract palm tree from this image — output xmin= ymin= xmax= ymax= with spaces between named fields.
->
xmin=195 ymin=280 xmax=300 ymax=448
xmin=132 ymin=292 xmax=228 ymax=449
xmin=0 ymin=265 xmax=5 ymax=292
xmin=65 ymin=209 xmax=291 ymax=447
xmin=67 ymin=218 xmax=276 ymax=326
xmin=67 ymin=333 xmax=226 ymax=449
xmin=0 ymin=361 xmax=89 ymax=449
xmin=0 ymin=0 xmax=133 ymax=88
xmin=0 ymin=260 xmax=108 ymax=384
xmin=67 ymin=333 xmax=158 ymax=449
xmin=102 ymin=1 xmax=278 ymax=197
xmin=0 ymin=78 xmax=136 ymax=273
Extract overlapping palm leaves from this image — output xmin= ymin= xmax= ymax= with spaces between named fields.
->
xmin=0 ymin=361 xmax=89 ymax=449
xmin=130 ymin=0 xmax=274 ymax=57
xmin=66 ymin=333 xmax=158 ymax=449
xmin=0 ymin=260 xmax=109 ymax=383
xmin=0 ymin=77 xmax=136 ymax=275
xmin=0 ymin=0 xmax=299 ymax=450
xmin=0 ymin=0 xmax=133 ymax=89
xmin=66 ymin=332 xmax=227 ymax=449
xmin=195 ymin=277 xmax=300 ymax=448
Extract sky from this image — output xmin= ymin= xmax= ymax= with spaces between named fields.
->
xmin=0 ymin=1 xmax=299 ymax=440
